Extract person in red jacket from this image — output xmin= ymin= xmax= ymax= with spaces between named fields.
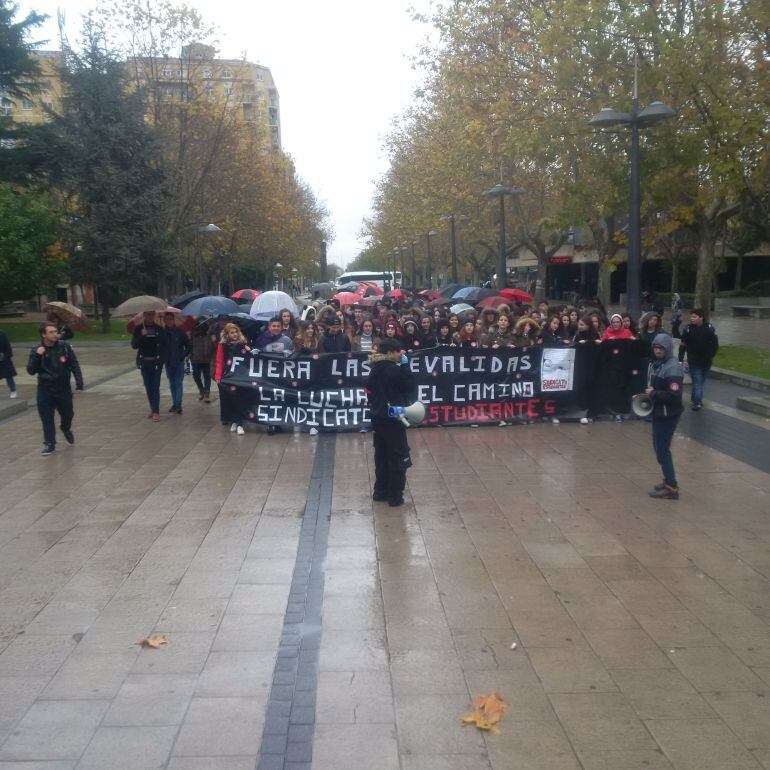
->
xmin=214 ymin=323 xmax=250 ymax=435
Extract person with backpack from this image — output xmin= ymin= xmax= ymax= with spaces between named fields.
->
xmin=27 ymin=322 xmax=84 ymax=455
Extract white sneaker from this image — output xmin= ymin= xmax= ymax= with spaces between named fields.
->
xmin=551 ymin=417 xmax=560 ymax=424
xmin=236 ymin=425 xmax=245 ymax=435
xmin=9 ymin=391 xmax=17 ymax=399
xmin=309 ymin=427 xmax=318 ymax=436
xmin=580 ymin=417 xmax=591 ymax=424
xmin=498 ymin=420 xmax=507 ymax=427
xmin=230 ymin=423 xmax=237 ymax=432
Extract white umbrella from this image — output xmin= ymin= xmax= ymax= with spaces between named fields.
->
xmin=249 ymin=291 xmax=298 ymax=320
xmin=450 ymin=303 xmax=475 ymax=315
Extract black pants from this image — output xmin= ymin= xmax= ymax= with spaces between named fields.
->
xmin=372 ymin=418 xmax=410 ymax=502
xmin=37 ymin=386 xmax=73 ymax=447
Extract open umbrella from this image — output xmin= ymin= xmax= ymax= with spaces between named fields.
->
xmin=127 ymin=308 xmax=194 ymax=333
xmin=451 ymin=286 xmax=478 ymax=299
xmin=42 ymin=301 xmax=89 ymax=331
xmin=385 ymin=288 xmax=408 ymax=300
xmin=249 ymin=290 xmax=298 ymax=320
xmin=113 ymin=295 xmax=168 ymax=317
xmin=425 ymin=297 xmax=452 ymax=309
xmin=333 ymin=291 xmax=361 ymax=306
xmin=181 ymin=295 xmax=241 ymax=317
xmin=356 ymin=297 xmax=380 ymax=308
xmin=463 ymin=287 xmax=498 ymax=302
xmin=437 ymin=283 xmax=468 ymax=298
xmin=499 ymin=288 xmax=533 ymax=304
xmin=230 ymin=289 xmax=261 ymax=302
xmin=360 ymin=281 xmax=384 ymax=296
xmin=450 ymin=303 xmax=475 ymax=315
xmin=476 ymin=295 xmax=511 ymax=309
xmin=169 ymin=290 xmax=206 ymax=309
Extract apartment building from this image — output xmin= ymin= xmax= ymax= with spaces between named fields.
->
xmin=1 ymin=43 xmax=281 ymax=147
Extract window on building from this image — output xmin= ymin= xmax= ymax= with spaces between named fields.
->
xmin=203 ymin=68 xmax=213 ymax=79
xmin=243 ymin=103 xmax=254 ymax=121
xmin=0 ymin=98 xmax=13 ymax=116
xmin=21 ymin=98 xmax=33 ymax=110
xmin=222 ymin=68 xmax=232 ymax=78
xmin=255 ymin=71 xmax=264 ymax=81
xmin=269 ymin=107 xmax=278 ymax=126
xmin=161 ymin=68 xmax=172 ymax=77
xmin=163 ymin=87 xmax=174 ymax=97
xmin=224 ymin=85 xmax=233 ymax=96
xmin=42 ymin=100 xmax=53 ymax=112
xmin=204 ymin=86 xmax=213 ymax=97
xmin=176 ymin=68 xmax=183 ymax=77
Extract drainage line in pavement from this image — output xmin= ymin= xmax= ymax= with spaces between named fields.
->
xmin=257 ymin=432 xmax=336 ymax=769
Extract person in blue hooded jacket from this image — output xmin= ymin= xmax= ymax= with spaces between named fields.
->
xmin=645 ymin=333 xmax=684 ymax=500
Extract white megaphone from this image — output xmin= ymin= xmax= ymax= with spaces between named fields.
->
xmin=631 ymin=393 xmax=653 ymax=418
xmin=388 ymin=401 xmax=426 ymax=427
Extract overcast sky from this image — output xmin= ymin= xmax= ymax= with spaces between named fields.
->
xmin=22 ymin=0 xmax=435 ymax=268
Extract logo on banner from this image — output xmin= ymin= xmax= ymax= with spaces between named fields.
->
xmin=540 ymin=348 xmax=575 ymax=392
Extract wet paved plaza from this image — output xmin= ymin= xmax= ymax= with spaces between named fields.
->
xmin=0 ymin=351 xmax=769 ymax=769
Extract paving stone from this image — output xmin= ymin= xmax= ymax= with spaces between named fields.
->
xmin=0 ymin=699 xmax=109 ymax=761
xmin=76 ymin=725 xmax=177 ymax=769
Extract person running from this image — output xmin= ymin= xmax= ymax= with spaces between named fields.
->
xmin=0 ymin=328 xmax=17 ymax=398
xmin=646 ymin=333 xmax=684 ymax=499
xmin=163 ymin=313 xmax=191 ymax=414
xmin=27 ymin=322 xmax=83 ymax=455
xmin=678 ymin=309 xmax=718 ymax=411
xmin=365 ymin=337 xmax=414 ymax=507
xmin=131 ymin=311 xmax=167 ymax=422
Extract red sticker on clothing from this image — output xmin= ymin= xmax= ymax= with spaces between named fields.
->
xmin=669 ymin=382 xmax=680 ymax=391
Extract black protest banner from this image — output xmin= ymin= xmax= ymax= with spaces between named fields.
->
xmin=221 ymin=345 xmax=589 ymax=431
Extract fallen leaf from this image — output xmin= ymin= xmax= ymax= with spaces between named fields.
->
xmin=135 ymin=635 xmax=169 ymax=648
xmin=461 ymin=692 xmax=508 ymax=733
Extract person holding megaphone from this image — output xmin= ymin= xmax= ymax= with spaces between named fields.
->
xmin=365 ymin=337 xmax=418 ymax=507
xmin=645 ymin=334 xmax=684 ymax=500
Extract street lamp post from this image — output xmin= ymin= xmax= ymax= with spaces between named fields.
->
xmin=399 ymin=244 xmax=407 ymax=288
xmin=410 ymin=240 xmax=418 ymax=290
xmin=390 ymin=248 xmax=399 ymax=289
xmin=423 ymin=230 xmax=438 ymax=290
xmin=439 ymin=214 xmax=468 ymax=284
xmin=481 ymin=186 xmax=525 ymax=290
xmin=589 ymin=60 xmax=675 ymax=319
xmin=195 ymin=223 xmax=223 ymax=292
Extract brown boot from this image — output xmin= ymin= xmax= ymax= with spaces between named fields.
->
xmin=204 ymin=390 xmax=211 ymax=403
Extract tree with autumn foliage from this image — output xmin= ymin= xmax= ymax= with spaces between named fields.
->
xmin=369 ymin=0 xmax=768 ymax=310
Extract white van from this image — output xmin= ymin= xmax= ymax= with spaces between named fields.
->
xmin=335 ymin=271 xmax=401 ymax=290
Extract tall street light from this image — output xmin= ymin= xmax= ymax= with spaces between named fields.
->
xmin=422 ymin=230 xmax=438 ymax=289
xmin=195 ymin=223 xmax=223 ymax=291
xmin=439 ymin=214 xmax=468 ymax=283
xmin=399 ymin=243 xmax=407 ymax=287
xmin=410 ymin=240 xmax=419 ymax=289
xmin=589 ymin=60 xmax=675 ymax=319
xmin=482 ymin=185 xmax=526 ymax=290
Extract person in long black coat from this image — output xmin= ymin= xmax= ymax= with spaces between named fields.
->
xmin=0 ymin=329 xmax=17 ymax=398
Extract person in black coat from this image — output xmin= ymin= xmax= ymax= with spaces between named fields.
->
xmin=0 ymin=329 xmax=17 ymax=398
xmin=678 ymin=309 xmax=718 ymax=411
xmin=163 ymin=313 xmax=192 ymax=414
xmin=365 ymin=337 xmax=413 ymax=507
xmin=27 ymin=322 xmax=84 ymax=455
xmin=319 ymin=316 xmax=352 ymax=353
xmin=131 ymin=311 xmax=167 ymax=421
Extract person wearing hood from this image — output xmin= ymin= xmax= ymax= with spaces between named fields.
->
xmin=365 ymin=337 xmax=414 ymax=507
xmin=512 ymin=317 xmax=541 ymax=347
xmin=601 ymin=313 xmax=635 ymax=341
xmin=645 ymin=333 xmax=684 ymax=499
xmin=671 ymin=292 xmax=683 ymax=338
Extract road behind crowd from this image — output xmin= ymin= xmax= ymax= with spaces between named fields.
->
xmin=0 ymin=340 xmax=768 ymax=769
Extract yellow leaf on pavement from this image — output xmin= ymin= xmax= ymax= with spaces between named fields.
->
xmin=135 ymin=635 xmax=169 ymax=648
xmin=461 ymin=692 xmax=508 ymax=733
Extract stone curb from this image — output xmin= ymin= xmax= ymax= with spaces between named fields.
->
xmin=710 ymin=366 xmax=770 ymax=393
xmin=736 ymin=395 xmax=770 ymax=418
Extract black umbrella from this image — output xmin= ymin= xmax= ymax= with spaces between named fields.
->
xmin=425 ymin=297 xmax=452 ymax=309
xmin=169 ymin=290 xmax=206 ymax=309
xmin=181 ymin=295 xmax=241 ymax=317
xmin=462 ymin=287 xmax=498 ymax=302
xmin=437 ymin=283 xmax=468 ymax=299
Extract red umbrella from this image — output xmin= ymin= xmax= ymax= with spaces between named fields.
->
xmin=230 ymin=289 xmax=261 ymax=301
xmin=333 ymin=291 xmax=361 ymax=306
xmin=385 ymin=288 xmax=407 ymax=300
xmin=500 ymin=288 xmax=533 ymax=304
xmin=360 ymin=281 xmax=384 ymax=296
xmin=127 ymin=307 xmax=194 ymax=333
xmin=476 ymin=296 xmax=512 ymax=309
xmin=418 ymin=290 xmax=442 ymax=301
